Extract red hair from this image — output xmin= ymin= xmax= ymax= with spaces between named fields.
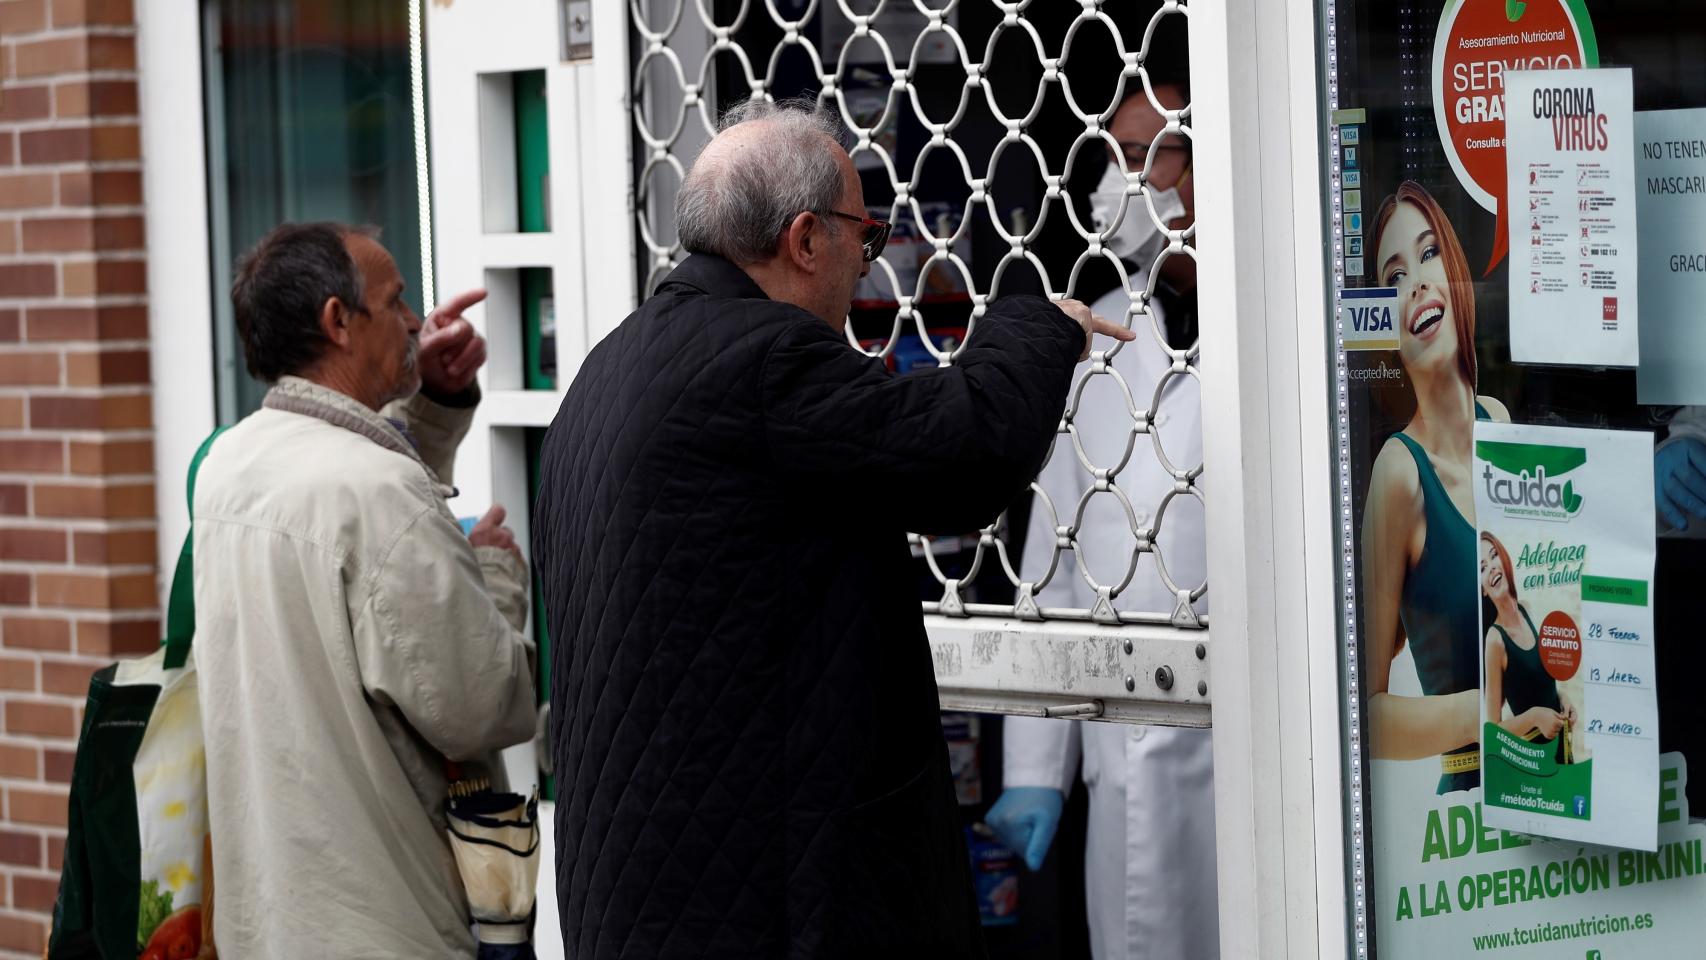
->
xmin=1370 ymin=181 xmax=1477 ymax=390
xmin=1479 ymin=531 xmax=1515 ymax=599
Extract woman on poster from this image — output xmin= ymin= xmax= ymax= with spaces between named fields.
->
xmin=1479 ymin=532 xmax=1578 ymax=764
xmin=1362 ymin=180 xmax=1510 ymax=794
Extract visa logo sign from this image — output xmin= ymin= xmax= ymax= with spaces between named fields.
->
xmin=1341 ymin=287 xmax=1401 ymax=350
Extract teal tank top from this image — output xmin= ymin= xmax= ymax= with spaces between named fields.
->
xmin=1492 ymin=607 xmax=1566 ymax=763
xmin=1391 ymin=402 xmax=1489 ymax=793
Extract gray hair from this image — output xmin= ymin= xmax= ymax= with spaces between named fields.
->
xmin=676 ymin=98 xmax=852 ymax=265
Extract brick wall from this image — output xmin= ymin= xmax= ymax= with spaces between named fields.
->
xmin=0 ymin=0 xmax=154 ymax=955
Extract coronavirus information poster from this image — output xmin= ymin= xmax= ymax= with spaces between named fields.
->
xmin=1505 ymin=68 xmax=1639 ymax=367
xmin=1473 ymin=421 xmax=1658 ymax=850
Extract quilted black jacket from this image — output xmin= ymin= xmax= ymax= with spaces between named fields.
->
xmin=535 ymin=254 xmax=1083 ymax=958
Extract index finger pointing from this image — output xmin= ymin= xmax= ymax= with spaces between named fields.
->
xmin=434 ymin=287 xmax=488 ymax=319
xmin=1091 ymin=317 xmax=1137 ymax=341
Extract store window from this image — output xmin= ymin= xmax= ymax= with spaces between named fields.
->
xmin=1323 ymin=1 xmax=1706 ymax=956
xmin=202 ymin=0 xmax=429 ymax=423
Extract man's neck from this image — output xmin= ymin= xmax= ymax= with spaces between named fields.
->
xmin=300 ymin=363 xmax=383 ymax=411
xmin=742 ymin=258 xmax=830 ymax=326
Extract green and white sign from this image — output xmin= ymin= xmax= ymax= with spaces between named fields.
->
xmin=1473 ymin=421 xmax=1657 ymax=850
xmin=1373 ymin=752 xmax=1706 ymax=958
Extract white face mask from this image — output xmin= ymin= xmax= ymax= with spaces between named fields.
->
xmin=1089 ymin=161 xmax=1186 ymax=268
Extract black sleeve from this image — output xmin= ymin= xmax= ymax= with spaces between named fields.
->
xmin=760 ymin=294 xmax=1082 ymax=534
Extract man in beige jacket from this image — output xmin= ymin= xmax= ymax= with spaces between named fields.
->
xmin=192 ymin=222 xmax=538 ymax=957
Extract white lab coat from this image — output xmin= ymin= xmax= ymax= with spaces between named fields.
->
xmin=1003 ymin=284 xmax=1220 ymax=960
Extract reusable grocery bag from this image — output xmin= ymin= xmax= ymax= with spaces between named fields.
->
xmin=49 ymin=430 xmax=225 ymax=960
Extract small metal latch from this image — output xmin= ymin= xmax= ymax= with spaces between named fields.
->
xmin=562 ymin=0 xmax=593 ymax=60
xmin=1044 ymin=700 xmax=1104 ymax=720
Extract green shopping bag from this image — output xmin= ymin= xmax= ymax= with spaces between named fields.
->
xmin=49 ymin=430 xmax=225 ymax=960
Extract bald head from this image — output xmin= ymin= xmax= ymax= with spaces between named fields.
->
xmin=676 ymin=98 xmax=851 ymax=266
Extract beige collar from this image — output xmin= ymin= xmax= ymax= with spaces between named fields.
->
xmin=263 ymin=376 xmax=425 ymax=469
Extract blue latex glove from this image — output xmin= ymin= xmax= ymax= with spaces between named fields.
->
xmin=984 ymin=786 xmax=1065 ymax=871
xmin=1656 ymin=438 xmax=1706 ymax=530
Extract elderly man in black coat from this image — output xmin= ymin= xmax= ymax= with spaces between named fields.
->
xmin=534 ymin=98 xmax=1131 ymax=958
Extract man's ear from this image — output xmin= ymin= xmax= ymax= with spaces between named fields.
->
xmin=780 ymin=210 xmax=821 ymax=274
xmin=318 ymin=296 xmax=354 ymax=347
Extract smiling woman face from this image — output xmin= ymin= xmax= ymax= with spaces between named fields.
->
xmin=1376 ymin=200 xmax=1459 ymax=377
xmin=1479 ymin=536 xmax=1510 ymax=602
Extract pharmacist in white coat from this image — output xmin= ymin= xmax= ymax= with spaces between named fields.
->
xmin=985 ymin=81 xmax=1220 ymax=960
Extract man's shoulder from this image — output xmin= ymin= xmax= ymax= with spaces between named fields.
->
xmin=197 ymin=409 xmax=438 ymax=533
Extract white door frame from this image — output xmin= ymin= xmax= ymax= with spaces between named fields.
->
xmin=139 ymin=0 xmax=218 ymax=588
xmin=1190 ymin=0 xmax=1347 ymax=955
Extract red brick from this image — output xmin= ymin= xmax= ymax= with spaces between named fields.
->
xmin=0 ymin=219 xmax=15 ymax=255
xmin=6 ymin=620 xmax=70 ymax=658
xmin=13 ymin=37 xmax=83 ymax=78
xmin=0 ymin=173 xmax=52 ymax=211
xmin=0 ymin=745 xmax=37 ymax=782
xmin=0 ymin=0 xmax=48 ymax=33
xmin=103 ymin=393 xmax=150 ymax=429
xmin=92 ymin=257 xmax=145 ymax=294
xmin=57 ymin=168 xmax=139 ymax=207
xmin=0 ymin=86 xmax=50 ymax=125
xmin=0 ymin=658 xmax=33 ymax=692
xmin=65 ymin=348 xmax=148 ymax=386
xmin=53 ymin=77 xmax=136 ymax=118
xmin=0 ymin=486 xmax=23 ymax=516
xmin=0 ymin=529 xmax=65 ymax=563
xmin=0 ymin=263 xmax=56 ymax=298
xmin=26 ymin=395 xmax=98 ymax=430
xmin=27 ymin=395 xmax=150 ymax=431
xmin=0 ymin=131 xmax=13 ymax=167
xmin=18 ymin=217 xmax=88 ymax=252
xmin=40 ymin=661 xmax=92 ymax=698
xmin=21 ymin=214 xmax=143 ymax=253
xmin=0 ymin=352 xmax=57 ymax=386
xmin=36 ymin=571 xmax=153 ymax=610
xmin=46 ymin=836 xmax=62 ymax=872
xmin=14 ymin=34 xmax=134 ymax=77
xmin=0 ymin=309 xmax=17 ymax=342
xmin=75 ymin=617 xmax=154 ymax=657
xmin=40 ymin=748 xmax=72 ymax=782
xmin=17 ymin=123 xmax=138 ymax=164
xmin=0 ymin=398 xmax=18 ymax=430
xmin=67 ymin=438 xmax=150 ymax=476
xmin=4 ymin=702 xmax=72 ymax=739
xmin=0 ymin=576 xmax=26 ymax=607
xmin=91 ymin=123 xmax=141 ymax=160
xmin=12 ymin=874 xmax=56 ymax=912
xmin=24 ymin=304 xmax=147 ymax=342
xmin=0 ymin=911 xmax=45 ymax=953
xmin=73 ymin=527 xmax=154 ymax=565
xmin=0 ymin=439 xmax=62 ymax=473
xmin=52 ymin=0 xmax=130 ymax=27
xmin=6 ymin=787 xmax=66 ymax=828
xmin=33 ymin=483 xmax=152 ymax=520
xmin=0 ymin=832 xmax=42 ymax=869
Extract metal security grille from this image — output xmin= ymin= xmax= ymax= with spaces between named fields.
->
xmin=628 ymin=0 xmax=1203 ymax=628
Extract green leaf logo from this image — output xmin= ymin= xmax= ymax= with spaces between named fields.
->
xmin=1562 ymin=480 xmax=1581 ymax=513
xmin=1506 ymin=0 xmax=1528 ymax=22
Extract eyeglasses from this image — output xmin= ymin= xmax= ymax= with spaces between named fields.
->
xmin=818 ymin=209 xmax=892 ymax=262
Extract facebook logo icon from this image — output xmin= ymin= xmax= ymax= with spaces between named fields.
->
xmin=1574 ymin=796 xmax=1588 ymax=817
